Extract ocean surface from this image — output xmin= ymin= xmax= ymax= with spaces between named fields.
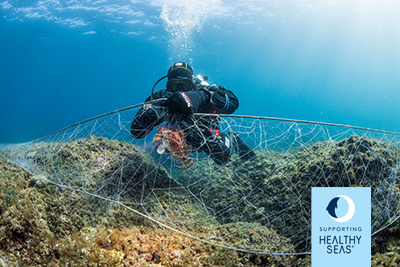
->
xmin=1 ymin=0 xmax=400 ymax=144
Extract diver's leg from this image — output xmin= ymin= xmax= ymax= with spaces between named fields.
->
xmin=211 ymin=132 xmax=233 ymax=165
xmin=200 ymin=132 xmax=232 ymax=165
xmin=229 ymin=131 xmax=256 ymax=162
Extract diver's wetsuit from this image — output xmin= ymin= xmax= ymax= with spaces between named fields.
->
xmin=130 ymin=85 xmax=239 ymax=165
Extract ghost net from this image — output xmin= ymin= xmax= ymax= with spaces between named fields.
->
xmin=1 ymin=102 xmax=400 ymax=255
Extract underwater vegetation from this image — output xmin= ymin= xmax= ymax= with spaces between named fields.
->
xmin=0 ymin=134 xmax=400 ymax=266
xmin=0 ymin=154 xmax=299 ymax=266
xmin=179 ymin=135 xmax=400 ymax=251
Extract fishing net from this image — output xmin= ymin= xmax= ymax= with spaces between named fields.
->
xmin=1 ymin=102 xmax=400 ymax=255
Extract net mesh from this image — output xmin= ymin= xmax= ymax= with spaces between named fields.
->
xmin=2 ymin=103 xmax=400 ymax=255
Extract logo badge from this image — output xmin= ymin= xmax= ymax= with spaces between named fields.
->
xmin=326 ymin=195 xmax=355 ymax=223
xmin=312 ymin=187 xmax=371 ymax=267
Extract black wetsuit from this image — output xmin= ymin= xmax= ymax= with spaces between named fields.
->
xmin=131 ymin=85 xmax=239 ymax=165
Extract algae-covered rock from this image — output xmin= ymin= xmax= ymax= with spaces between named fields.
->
xmin=178 ymin=135 xmax=400 ymax=252
xmin=1 ymin=134 xmax=400 ymax=265
xmin=52 ymin=223 xmax=297 ymax=267
xmin=4 ymin=136 xmax=184 ymax=216
xmin=0 ymin=155 xmax=300 ymax=266
xmin=372 ymin=252 xmax=400 ymax=267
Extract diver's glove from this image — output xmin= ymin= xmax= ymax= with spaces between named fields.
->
xmin=162 ymin=91 xmax=209 ymax=115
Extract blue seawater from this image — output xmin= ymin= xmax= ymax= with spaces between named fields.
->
xmin=1 ymin=0 xmax=400 ymax=143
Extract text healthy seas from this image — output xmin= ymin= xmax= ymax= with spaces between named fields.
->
xmin=319 ymin=227 xmax=363 ymax=254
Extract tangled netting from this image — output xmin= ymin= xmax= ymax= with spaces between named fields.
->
xmin=2 ymin=103 xmax=400 ymax=255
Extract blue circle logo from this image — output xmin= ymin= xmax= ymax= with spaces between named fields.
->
xmin=326 ymin=195 xmax=355 ymax=223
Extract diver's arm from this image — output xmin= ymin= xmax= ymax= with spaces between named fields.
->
xmin=202 ymin=85 xmax=239 ymax=114
xmin=130 ymin=96 xmax=164 ymax=139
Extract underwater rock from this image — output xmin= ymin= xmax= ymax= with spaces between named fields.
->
xmin=1 ymin=134 xmax=400 ymax=265
xmin=372 ymin=252 xmax=400 ymax=267
xmin=0 ymin=155 xmax=299 ymax=266
xmin=5 ymin=136 xmax=178 ymax=202
xmin=30 ymin=175 xmax=48 ymax=188
xmin=178 ymin=135 xmax=400 ymax=252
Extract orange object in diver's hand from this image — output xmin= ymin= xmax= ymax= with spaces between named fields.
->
xmin=153 ymin=125 xmax=196 ymax=170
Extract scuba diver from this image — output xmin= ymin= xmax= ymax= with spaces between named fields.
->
xmin=130 ymin=62 xmax=256 ymax=165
